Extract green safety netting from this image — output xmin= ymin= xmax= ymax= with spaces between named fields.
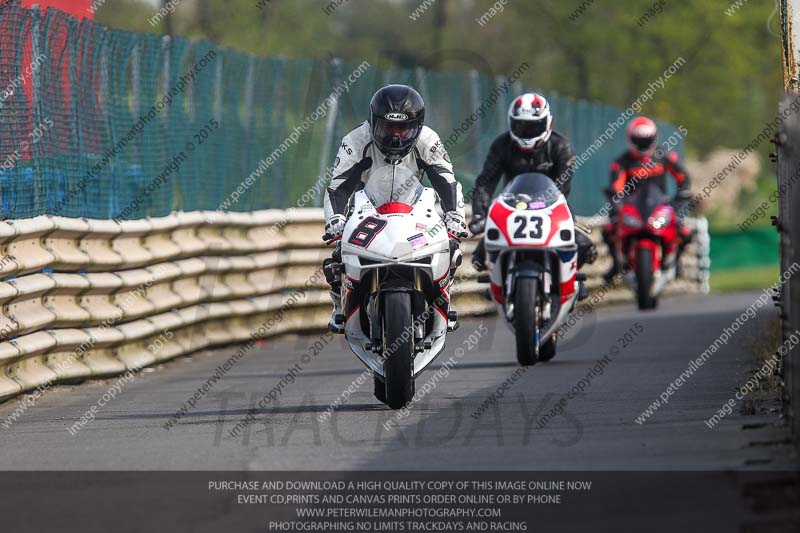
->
xmin=0 ymin=0 xmax=683 ymax=220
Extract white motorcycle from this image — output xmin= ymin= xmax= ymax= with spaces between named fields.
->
xmin=325 ymin=166 xmax=461 ymax=409
xmin=480 ymin=173 xmax=582 ymax=365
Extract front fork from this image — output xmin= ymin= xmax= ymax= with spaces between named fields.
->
xmin=504 ymin=253 xmax=552 ymax=322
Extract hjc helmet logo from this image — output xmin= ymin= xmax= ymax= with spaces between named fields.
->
xmin=384 ymin=113 xmax=408 ymax=121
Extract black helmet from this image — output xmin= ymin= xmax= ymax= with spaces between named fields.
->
xmin=369 ymin=85 xmax=425 ymax=159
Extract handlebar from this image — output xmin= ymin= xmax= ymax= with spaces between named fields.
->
xmin=322 ymin=233 xmax=340 ymax=246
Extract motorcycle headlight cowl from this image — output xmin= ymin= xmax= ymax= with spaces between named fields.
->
xmin=648 ymin=213 xmax=671 ymax=230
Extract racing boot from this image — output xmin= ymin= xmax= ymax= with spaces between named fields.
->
xmin=323 ymin=257 xmax=345 ymax=334
xmin=675 ymin=225 xmax=694 ymax=278
xmin=601 ymin=223 xmax=620 ymax=283
xmin=447 ymin=242 xmax=463 ymax=332
xmin=577 ymin=273 xmax=589 ymax=301
xmin=471 ymin=238 xmax=487 ymax=272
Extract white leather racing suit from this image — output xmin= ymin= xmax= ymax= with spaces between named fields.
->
xmin=323 ymin=121 xmax=465 ymax=223
xmin=323 ymin=121 xmax=465 ymax=329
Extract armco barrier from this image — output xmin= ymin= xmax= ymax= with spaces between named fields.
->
xmin=0 ymin=210 xmax=709 ymax=404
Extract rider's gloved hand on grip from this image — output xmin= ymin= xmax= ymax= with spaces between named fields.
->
xmin=671 ymin=189 xmax=692 ymax=215
xmin=325 ymin=214 xmax=346 ymax=241
xmin=445 ymin=211 xmax=468 ymax=241
xmin=468 ymin=214 xmax=486 ymax=236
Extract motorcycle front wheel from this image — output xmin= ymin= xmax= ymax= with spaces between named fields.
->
xmin=382 ymin=292 xmax=415 ymax=409
xmin=636 ymin=247 xmax=657 ymax=310
xmin=538 ymin=335 xmax=557 ymax=362
xmin=514 ymin=277 xmax=540 ymax=366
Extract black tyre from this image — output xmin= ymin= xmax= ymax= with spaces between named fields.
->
xmin=373 ymin=373 xmax=386 ymax=404
xmin=514 ymin=277 xmax=540 ymax=366
xmin=636 ymin=247 xmax=657 ymax=310
xmin=382 ymin=292 xmax=415 ymax=409
xmin=538 ymin=336 xmax=557 ymax=362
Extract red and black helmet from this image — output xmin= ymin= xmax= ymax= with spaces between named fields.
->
xmin=627 ymin=116 xmax=658 ymax=158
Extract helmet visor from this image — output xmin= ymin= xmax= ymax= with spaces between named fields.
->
xmin=374 ymin=120 xmax=419 ymax=143
xmin=632 ymin=136 xmax=656 ymax=151
xmin=373 ymin=117 xmax=422 ymax=157
xmin=511 ymin=117 xmax=547 ymax=140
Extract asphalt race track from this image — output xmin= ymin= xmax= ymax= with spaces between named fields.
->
xmin=0 ymin=291 xmax=792 ymax=471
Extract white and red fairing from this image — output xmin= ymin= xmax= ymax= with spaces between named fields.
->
xmin=484 ymin=193 xmax=579 ymax=338
xmin=339 ymin=187 xmax=451 ymax=377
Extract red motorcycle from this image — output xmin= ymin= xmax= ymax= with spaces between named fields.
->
xmin=615 ymin=182 xmax=679 ymax=310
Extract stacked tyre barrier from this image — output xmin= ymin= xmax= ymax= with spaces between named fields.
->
xmin=0 ymin=210 xmax=709 ymax=404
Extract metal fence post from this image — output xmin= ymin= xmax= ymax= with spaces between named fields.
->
xmin=132 ymin=44 xmax=141 ymax=117
xmin=469 ymin=69 xmax=481 ymax=174
xmin=161 ymin=35 xmax=171 ymax=106
xmin=313 ymin=58 xmax=341 ymax=208
xmin=244 ymin=54 xmax=255 ymax=203
xmin=415 ymin=66 xmax=431 ymax=124
xmin=495 ymin=75 xmax=507 ymax=133
xmin=30 ymin=4 xmax=43 ymax=212
xmin=213 ymin=49 xmax=223 ymax=125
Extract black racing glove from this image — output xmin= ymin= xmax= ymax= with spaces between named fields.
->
xmin=468 ymin=214 xmax=486 ymax=236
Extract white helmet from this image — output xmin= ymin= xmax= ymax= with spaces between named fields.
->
xmin=508 ymin=93 xmax=553 ymax=151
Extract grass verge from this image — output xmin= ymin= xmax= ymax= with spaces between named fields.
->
xmin=710 ymin=265 xmax=779 ymax=293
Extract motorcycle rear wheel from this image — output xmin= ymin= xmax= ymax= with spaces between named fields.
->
xmin=514 ymin=278 xmax=540 ymax=366
xmin=382 ymin=292 xmax=415 ymax=409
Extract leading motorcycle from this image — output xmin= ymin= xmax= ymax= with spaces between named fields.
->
xmin=324 ymin=166 xmax=460 ymax=409
xmin=480 ymin=173 xmax=582 ymax=365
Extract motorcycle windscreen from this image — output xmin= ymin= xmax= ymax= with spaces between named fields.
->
xmin=364 ymin=166 xmax=424 ymax=208
xmin=628 ymin=180 xmax=670 ymax=218
xmin=500 ymin=172 xmax=561 ymax=208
